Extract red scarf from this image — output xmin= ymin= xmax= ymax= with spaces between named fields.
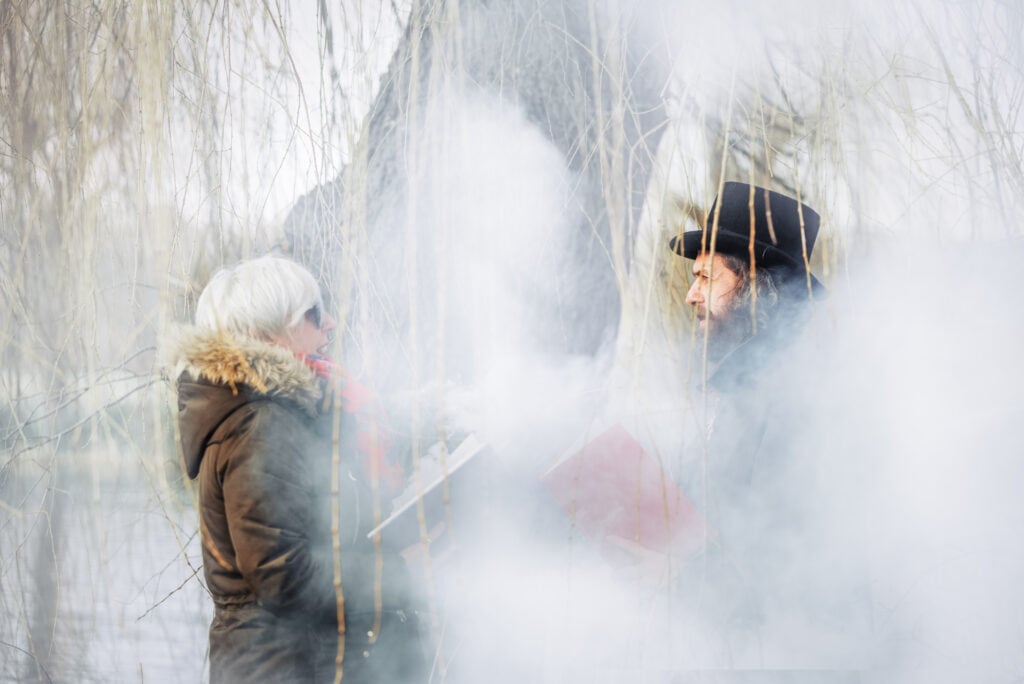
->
xmin=300 ymin=353 xmax=404 ymax=495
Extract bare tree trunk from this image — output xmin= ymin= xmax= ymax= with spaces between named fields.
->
xmin=284 ymin=0 xmax=671 ymax=388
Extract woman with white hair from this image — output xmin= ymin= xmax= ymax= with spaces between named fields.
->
xmin=171 ymin=255 xmax=424 ymax=683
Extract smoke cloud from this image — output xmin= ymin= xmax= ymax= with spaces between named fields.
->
xmin=5 ymin=1 xmax=1024 ymax=682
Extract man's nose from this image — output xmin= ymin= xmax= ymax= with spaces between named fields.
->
xmin=685 ymin=280 xmax=702 ymax=306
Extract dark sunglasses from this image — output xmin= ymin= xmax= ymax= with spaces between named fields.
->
xmin=304 ymin=304 xmax=323 ymax=329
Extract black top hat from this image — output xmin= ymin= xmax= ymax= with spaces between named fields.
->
xmin=669 ymin=182 xmax=824 ymax=290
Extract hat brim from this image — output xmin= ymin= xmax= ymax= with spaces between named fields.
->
xmin=669 ymin=230 xmax=826 ymax=294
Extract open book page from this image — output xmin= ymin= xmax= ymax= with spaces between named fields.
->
xmin=367 ymin=433 xmax=490 ymax=540
xmin=541 ymin=422 xmax=709 ymax=555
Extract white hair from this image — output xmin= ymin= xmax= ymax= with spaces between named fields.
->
xmin=195 ymin=255 xmax=323 ymax=339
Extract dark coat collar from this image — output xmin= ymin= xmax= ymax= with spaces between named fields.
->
xmin=167 ymin=328 xmax=324 ymax=477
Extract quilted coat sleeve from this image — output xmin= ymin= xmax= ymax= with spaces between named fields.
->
xmin=218 ymin=402 xmax=337 ymax=623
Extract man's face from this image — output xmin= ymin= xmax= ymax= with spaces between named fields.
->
xmin=685 ymin=252 xmax=742 ymax=334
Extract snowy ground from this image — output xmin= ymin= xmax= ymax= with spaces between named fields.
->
xmin=0 ymin=458 xmax=211 ymax=683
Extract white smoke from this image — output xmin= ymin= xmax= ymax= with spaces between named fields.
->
xmin=820 ymin=240 xmax=1024 ymax=683
xmin=380 ymin=5 xmax=1024 ymax=680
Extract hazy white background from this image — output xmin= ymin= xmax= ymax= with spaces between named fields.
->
xmin=2 ymin=0 xmax=1023 ymax=681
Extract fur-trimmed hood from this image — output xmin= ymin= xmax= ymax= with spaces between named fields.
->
xmin=168 ymin=327 xmax=325 ymax=477
xmin=169 ymin=327 xmax=323 ymax=411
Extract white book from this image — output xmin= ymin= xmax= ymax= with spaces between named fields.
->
xmin=366 ymin=433 xmax=490 ymax=539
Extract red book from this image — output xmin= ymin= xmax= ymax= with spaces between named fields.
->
xmin=542 ymin=423 xmax=710 ymax=556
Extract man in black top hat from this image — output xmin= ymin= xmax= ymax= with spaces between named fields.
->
xmin=669 ymin=180 xmax=824 ymax=384
xmin=665 ymin=183 xmax=868 ymax=678
xmin=668 ymin=180 xmax=827 ymax=566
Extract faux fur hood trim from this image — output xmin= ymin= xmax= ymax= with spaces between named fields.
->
xmin=167 ymin=326 xmax=323 ymax=416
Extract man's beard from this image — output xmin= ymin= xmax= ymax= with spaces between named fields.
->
xmin=697 ymin=291 xmax=758 ymax=363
